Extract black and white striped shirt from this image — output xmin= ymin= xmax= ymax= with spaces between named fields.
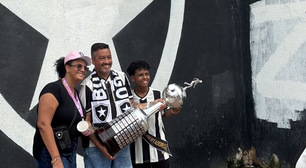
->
xmin=130 ymin=87 xmax=170 ymax=164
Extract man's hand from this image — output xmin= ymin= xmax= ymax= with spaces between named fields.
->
xmin=97 ymin=144 xmax=116 ymax=160
xmin=87 ymin=111 xmax=116 ymax=160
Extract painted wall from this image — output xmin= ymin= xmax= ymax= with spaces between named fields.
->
xmin=248 ymin=0 xmax=306 ymax=167
xmin=1 ymin=0 xmax=305 ymax=167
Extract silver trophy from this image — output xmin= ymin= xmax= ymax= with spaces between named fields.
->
xmin=163 ymin=78 xmax=202 ymax=108
xmin=95 ymin=78 xmax=202 ymax=156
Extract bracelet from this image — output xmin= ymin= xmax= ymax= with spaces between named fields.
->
xmin=51 ymin=156 xmax=60 ymax=165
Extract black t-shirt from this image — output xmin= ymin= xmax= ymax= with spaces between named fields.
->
xmin=32 ymin=79 xmax=85 ymax=160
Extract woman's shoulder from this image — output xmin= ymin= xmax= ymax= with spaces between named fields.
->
xmin=43 ymin=79 xmax=62 ymax=90
xmin=40 ymin=79 xmax=63 ymax=96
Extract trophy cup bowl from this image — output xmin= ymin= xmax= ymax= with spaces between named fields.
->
xmin=95 ymin=78 xmax=202 ymax=156
xmin=162 ymin=83 xmax=186 ymax=108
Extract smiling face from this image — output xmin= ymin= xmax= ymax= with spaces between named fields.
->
xmin=131 ymin=68 xmax=150 ymax=88
xmin=92 ymin=48 xmax=112 ymax=79
xmin=66 ymin=59 xmax=87 ymax=83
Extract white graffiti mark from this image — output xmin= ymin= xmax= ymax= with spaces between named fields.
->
xmin=250 ymin=1 xmax=306 ymax=128
xmin=151 ymin=0 xmax=185 ymax=91
xmin=0 ymin=1 xmax=185 ymax=167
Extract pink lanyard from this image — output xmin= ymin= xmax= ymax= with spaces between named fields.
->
xmin=62 ymin=78 xmax=84 ymax=119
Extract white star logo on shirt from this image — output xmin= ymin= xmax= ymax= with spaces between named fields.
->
xmin=122 ymin=104 xmax=130 ymax=112
xmin=97 ymin=107 xmax=106 ymax=118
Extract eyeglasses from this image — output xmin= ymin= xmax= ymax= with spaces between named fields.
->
xmin=69 ymin=64 xmax=89 ymax=71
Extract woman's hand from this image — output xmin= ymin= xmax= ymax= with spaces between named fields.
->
xmin=52 ymin=157 xmax=64 ymax=168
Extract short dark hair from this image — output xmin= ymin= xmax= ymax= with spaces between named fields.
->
xmin=91 ymin=43 xmax=109 ymax=58
xmin=126 ymin=60 xmax=150 ymax=77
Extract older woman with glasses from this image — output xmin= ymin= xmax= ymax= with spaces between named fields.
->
xmin=33 ymin=51 xmax=91 ymax=168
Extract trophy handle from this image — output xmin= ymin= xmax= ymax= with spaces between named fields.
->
xmin=183 ymin=78 xmax=202 ymax=90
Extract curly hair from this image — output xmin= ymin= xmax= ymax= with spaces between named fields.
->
xmin=126 ymin=60 xmax=150 ymax=77
xmin=54 ymin=57 xmax=73 ymax=78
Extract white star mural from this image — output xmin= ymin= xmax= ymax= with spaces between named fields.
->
xmin=0 ymin=1 xmax=185 ymax=167
xmin=0 ymin=1 xmax=152 ymax=167
xmin=1 ymin=0 xmax=153 ymax=109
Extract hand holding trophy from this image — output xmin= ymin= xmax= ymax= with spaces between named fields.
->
xmin=95 ymin=78 xmax=202 ymax=156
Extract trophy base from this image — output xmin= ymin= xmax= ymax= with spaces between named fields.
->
xmin=95 ymin=123 xmax=120 ymax=156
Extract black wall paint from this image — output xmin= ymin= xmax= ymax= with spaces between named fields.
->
xmin=0 ymin=0 xmax=305 ymax=167
xmin=164 ymin=1 xmax=248 ymax=167
xmin=114 ymin=0 xmax=171 ymax=87
xmin=0 ymin=4 xmax=48 ymax=116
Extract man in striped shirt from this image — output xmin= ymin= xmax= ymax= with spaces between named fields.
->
xmin=79 ymin=43 xmax=134 ymax=168
xmin=126 ymin=60 xmax=181 ymax=168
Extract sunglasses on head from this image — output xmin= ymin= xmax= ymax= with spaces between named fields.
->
xmin=69 ymin=64 xmax=89 ymax=71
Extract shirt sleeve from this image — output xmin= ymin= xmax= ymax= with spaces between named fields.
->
xmin=40 ymin=81 xmax=61 ymax=103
